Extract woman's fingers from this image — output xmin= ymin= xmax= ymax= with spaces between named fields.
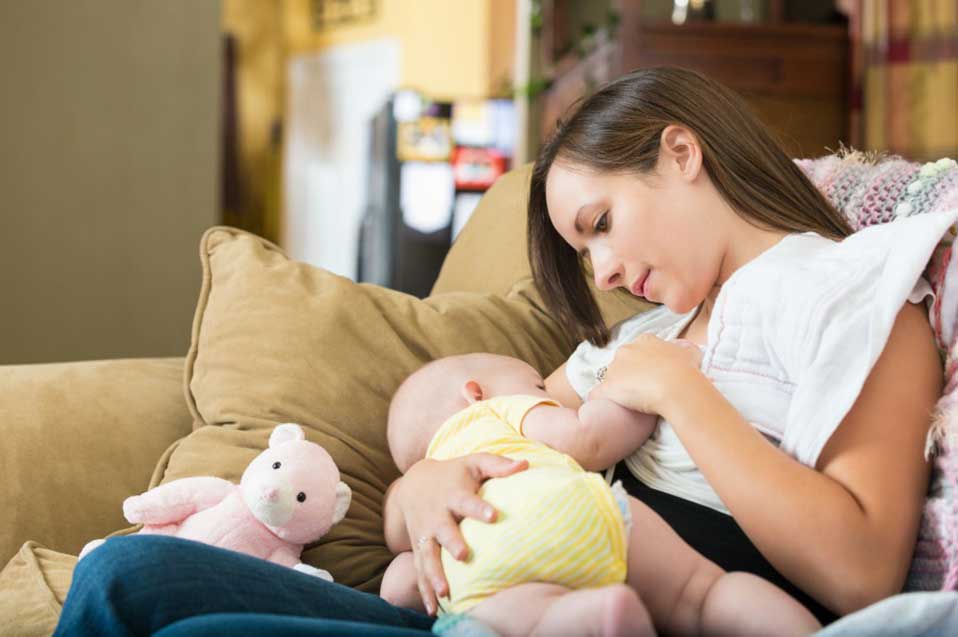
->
xmin=399 ymin=455 xmax=525 ymax=615
xmin=448 ymin=491 xmax=497 ymax=524
xmin=413 ymin=542 xmax=439 ymax=615
xmin=418 ymin=537 xmax=449 ymax=598
xmin=435 ymin=516 xmax=470 ymax=560
xmin=468 ymin=453 xmax=529 ymax=481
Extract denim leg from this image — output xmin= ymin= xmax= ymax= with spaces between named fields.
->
xmin=54 ymin=535 xmax=434 ymax=637
xmin=154 ymin=613 xmax=432 ymax=637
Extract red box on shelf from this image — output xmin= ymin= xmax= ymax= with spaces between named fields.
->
xmin=451 ymin=146 xmax=508 ymax=191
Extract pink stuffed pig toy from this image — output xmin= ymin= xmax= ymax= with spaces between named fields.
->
xmin=79 ymin=423 xmax=351 ymax=581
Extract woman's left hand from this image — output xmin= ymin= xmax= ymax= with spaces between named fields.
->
xmin=588 ymin=335 xmax=705 ymax=415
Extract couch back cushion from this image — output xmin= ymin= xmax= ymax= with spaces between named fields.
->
xmin=168 ymin=227 xmax=574 ymax=590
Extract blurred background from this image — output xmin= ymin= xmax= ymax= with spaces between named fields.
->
xmin=1 ymin=0 xmax=955 ymax=364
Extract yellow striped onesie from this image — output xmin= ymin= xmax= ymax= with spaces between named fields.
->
xmin=425 ymin=394 xmax=630 ymax=615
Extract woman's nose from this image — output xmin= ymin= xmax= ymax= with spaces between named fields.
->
xmin=592 ymin=258 xmax=623 ymax=291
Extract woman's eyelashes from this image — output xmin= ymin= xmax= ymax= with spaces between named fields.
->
xmin=576 ymin=210 xmax=608 ymax=258
xmin=593 ymin=211 xmax=609 ymax=233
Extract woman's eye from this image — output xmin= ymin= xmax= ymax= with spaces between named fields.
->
xmin=594 ymin=212 xmax=609 ymax=233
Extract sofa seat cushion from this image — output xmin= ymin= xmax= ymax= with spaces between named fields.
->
xmin=0 ymin=541 xmax=76 ymax=637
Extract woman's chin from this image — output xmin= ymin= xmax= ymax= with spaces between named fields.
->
xmin=662 ymin=294 xmax=698 ymax=315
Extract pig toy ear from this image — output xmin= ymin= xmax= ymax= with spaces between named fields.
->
xmin=332 ymin=481 xmax=352 ymax=525
xmin=270 ymin=423 xmax=306 ymax=448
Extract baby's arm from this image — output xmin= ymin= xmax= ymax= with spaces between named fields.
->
xmin=522 ymin=400 xmax=657 ymax=472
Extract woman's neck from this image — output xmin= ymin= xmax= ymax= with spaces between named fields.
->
xmin=701 ymin=226 xmax=790 ymax=324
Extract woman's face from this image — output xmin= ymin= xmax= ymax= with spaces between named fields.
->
xmin=545 ymin=159 xmax=723 ymax=314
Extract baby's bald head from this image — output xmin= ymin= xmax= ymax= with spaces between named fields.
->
xmin=387 ymin=353 xmax=546 ymax=472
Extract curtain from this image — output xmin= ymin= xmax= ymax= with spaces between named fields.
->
xmin=851 ymin=0 xmax=957 ymax=161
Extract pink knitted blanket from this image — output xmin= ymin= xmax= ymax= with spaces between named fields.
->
xmin=796 ymin=150 xmax=958 ymax=591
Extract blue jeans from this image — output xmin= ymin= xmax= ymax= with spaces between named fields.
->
xmin=54 ymin=535 xmax=434 ymax=637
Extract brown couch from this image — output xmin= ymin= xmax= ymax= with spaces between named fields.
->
xmin=0 ymin=165 xmax=651 ymax=635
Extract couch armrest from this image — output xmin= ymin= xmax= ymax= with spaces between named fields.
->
xmin=0 ymin=357 xmax=193 ymax=565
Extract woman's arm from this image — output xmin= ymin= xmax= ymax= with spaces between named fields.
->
xmin=658 ymin=303 xmax=942 ymax=615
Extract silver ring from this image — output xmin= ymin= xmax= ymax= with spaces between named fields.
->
xmin=416 ymin=535 xmax=434 ymax=548
xmin=596 ymin=366 xmax=607 ymax=382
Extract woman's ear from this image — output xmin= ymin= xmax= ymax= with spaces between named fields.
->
xmin=659 ymin=125 xmax=703 ymax=182
xmin=460 ymin=380 xmax=484 ymax=404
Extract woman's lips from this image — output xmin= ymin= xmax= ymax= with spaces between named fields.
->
xmin=632 ymin=271 xmax=650 ymax=297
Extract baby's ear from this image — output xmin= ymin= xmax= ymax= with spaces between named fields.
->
xmin=461 ymin=380 xmax=484 ymax=404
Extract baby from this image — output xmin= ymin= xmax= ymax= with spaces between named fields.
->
xmin=381 ymin=353 xmax=820 ymax=636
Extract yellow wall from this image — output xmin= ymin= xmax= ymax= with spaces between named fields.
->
xmin=488 ymin=0 xmax=518 ymax=97
xmin=223 ymin=0 xmax=516 ymax=245
xmin=283 ymin=0 xmax=515 ymax=99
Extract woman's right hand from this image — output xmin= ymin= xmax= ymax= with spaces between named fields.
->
xmin=394 ymin=454 xmax=528 ymax=615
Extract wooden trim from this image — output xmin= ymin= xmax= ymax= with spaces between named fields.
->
xmin=634 ymin=21 xmax=847 ymax=42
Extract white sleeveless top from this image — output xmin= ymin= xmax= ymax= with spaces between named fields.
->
xmin=566 ymin=208 xmax=957 ymax=514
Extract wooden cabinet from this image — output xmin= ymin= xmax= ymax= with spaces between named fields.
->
xmin=541 ymin=5 xmax=850 ymax=159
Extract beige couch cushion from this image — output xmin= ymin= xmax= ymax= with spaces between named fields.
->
xmin=0 ymin=357 xmax=192 ymax=566
xmin=0 ymin=542 xmax=75 ymax=637
xmin=173 ymin=226 xmax=576 ymax=591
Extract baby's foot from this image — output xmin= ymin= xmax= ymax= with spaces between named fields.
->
xmin=600 ymin=584 xmax=655 ymax=637
xmin=531 ymin=583 xmax=655 ymax=637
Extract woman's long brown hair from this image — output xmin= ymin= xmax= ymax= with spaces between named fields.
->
xmin=528 ymin=66 xmax=853 ymax=347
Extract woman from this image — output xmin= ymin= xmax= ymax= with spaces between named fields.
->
xmin=392 ymin=67 xmax=945 ymax=627
xmin=55 ymin=67 xmax=945 ymax=635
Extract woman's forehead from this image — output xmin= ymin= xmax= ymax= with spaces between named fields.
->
xmin=546 ymin=164 xmax=601 ymax=216
xmin=547 ymin=162 xmax=598 ymax=196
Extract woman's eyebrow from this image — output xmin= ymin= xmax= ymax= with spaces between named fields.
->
xmin=573 ymin=205 xmax=593 ymax=234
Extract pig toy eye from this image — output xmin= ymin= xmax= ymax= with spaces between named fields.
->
xmin=297 ymin=492 xmax=306 ymax=503
xmin=272 ymin=462 xmax=281 ymax=469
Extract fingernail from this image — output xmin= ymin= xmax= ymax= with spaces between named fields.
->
xmin=484 ymin=507 xmax=494 ymax=520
